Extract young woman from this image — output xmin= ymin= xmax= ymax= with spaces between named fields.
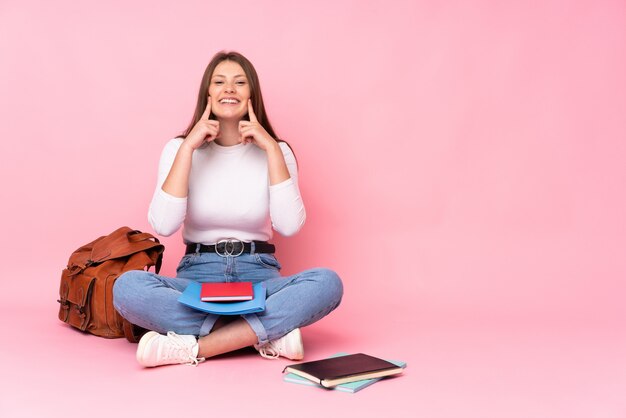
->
xmin=113 ymin=51 xmax=343 ymax=368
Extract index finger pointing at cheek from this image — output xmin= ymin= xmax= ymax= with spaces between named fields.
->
xmin=202 ymin=96 xmax=212 ymax=119
xmin=247 ymin=99 xmax=256 ymax=121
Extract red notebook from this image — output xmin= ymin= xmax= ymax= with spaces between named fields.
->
xmin=200 ymin=282 xmax=254 ymax=302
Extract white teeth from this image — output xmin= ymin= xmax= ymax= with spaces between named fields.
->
xmin=220 ymin=99 xmax=239 ymax=104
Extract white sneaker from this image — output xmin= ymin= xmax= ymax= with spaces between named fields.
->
xmin=136 ymin=331 xmax=205 ymax=367
xmin=254 ymin=328 xmax=304 ymax=360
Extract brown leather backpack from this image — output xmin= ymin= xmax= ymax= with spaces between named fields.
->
xmin=57 ymin=226 xmax=165 ymax=342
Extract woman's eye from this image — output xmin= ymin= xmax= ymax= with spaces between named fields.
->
xmin=213 ymin=81 xmax=245 ymax=85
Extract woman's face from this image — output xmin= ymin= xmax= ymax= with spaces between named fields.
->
xmin=208 ymin=60 xmax=251 ymax=121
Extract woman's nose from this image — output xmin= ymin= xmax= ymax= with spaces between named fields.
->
xmin=224 ymin=83 xmax=235 ymax=93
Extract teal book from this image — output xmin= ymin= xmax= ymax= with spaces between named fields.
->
xmin=283 ymin=353 xmax=407 ymax=393
xmin=178 ymin=281 xmax=266 ymax=315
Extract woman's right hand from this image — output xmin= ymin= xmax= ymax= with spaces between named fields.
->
xmin=183 ymin=96 xmax=220 ymax=150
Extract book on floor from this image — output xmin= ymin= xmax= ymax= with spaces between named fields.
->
xmin=283 ymin=353 xmax=407 ymax=393
xmin=282 ymin=353 xmax=405 ymax=389
xmin=200 ymin=281 xmax=254 ymax=302
xmin=178 ymin=281 xmax=266 ymax=315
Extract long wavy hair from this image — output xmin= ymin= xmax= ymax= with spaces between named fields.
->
xmin=179 ymin=51 xmax=284 ymax=147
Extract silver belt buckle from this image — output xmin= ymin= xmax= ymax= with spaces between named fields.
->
xmin=215 ymin=238 xmax=245 ymax=257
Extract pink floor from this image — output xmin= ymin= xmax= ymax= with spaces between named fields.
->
xmin=2 ymin=297 xmax=624 ymax=418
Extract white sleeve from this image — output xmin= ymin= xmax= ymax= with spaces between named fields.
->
xmin=269 ymin=142 xmax=306 ymax=236
xmin=147 ymin=138 xmax=188 ymax=237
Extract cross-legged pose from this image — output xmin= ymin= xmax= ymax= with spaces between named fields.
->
xmin=113 ymin=51 xmax=343 ymax=368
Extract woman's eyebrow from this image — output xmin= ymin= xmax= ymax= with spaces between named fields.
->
xmin=212 ymin=74 xmax=247 ymax=78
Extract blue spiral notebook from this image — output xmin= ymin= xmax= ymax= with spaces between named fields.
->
xmin=178 ymin=281 xmax=266 ymax=315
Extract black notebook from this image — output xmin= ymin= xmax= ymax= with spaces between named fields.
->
xmin=282 ymin=353 xmax=404 ymax=388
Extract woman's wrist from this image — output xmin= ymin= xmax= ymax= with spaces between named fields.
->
xmin=179 ymin=141 xmax=196 ymax=155
xmin=266 ymin=141 xmax=290 ymax=185
xmin=265 ymin=140 xmax=281 ymax=155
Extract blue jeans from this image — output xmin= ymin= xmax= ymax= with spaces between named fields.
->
xmin=112 ymin=251 xmax=343 ymax=345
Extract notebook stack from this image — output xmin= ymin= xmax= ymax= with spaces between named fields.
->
xmin=282 ymin=353 xmax=407 ymax=393
xmin=178 ymin=281 xmax=266 ymax=315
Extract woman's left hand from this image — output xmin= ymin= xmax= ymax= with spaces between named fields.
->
xmin=239 ymin=99 xmax=277 ymax=152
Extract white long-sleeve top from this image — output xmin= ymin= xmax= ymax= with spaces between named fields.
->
xmin=148 ymin=138 xmax=306 ymax=244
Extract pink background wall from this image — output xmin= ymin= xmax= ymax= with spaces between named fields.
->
xmin=1 ymin=1 xmax=625 ymax=417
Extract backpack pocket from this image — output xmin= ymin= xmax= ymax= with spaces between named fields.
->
xmin=58 ymin=270 xmax=95 ymax=332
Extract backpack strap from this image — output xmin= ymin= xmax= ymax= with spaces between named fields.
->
xmin=122 ymin=319 xmax=149 ymax=343
xmin=127 ymin=231 xmax=157 ymax=243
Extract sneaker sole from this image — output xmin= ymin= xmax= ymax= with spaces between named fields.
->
xmin=136 ymin=331 xmax=160 ymax=366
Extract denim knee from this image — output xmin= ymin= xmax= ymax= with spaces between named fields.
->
xmin=112 ymin=270 xmax=145 ymax=311
xmin=311 ymin=267 xmax=344 ymax=305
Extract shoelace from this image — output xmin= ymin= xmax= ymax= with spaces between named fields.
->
xmin=257 ymin=342 xmax=280 ymax=359
xmin=165 ymin=331 xmax=205 ymax=366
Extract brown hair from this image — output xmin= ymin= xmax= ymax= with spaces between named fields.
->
xmin=179 ymin=51 xmax=283 ymax=144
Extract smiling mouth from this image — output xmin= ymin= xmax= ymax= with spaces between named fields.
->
xmin=219 ymin=99 xmax=240 ymax=105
